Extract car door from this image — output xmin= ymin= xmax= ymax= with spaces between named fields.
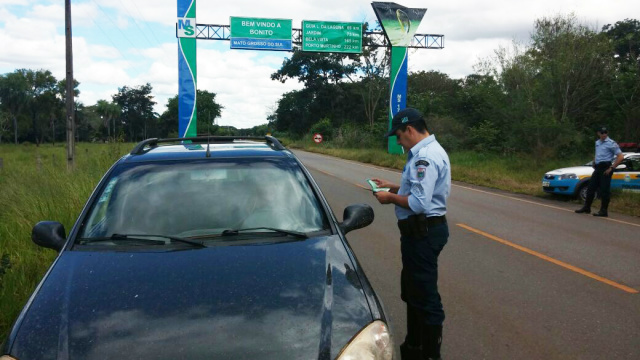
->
xmin=612 ymin=155 xmax=640 ymax=192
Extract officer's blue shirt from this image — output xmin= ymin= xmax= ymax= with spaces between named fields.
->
xmin=595 ymin=137 xmax=622 ymax=164
xmin=396 ymin=135 xmax=451 ymax=220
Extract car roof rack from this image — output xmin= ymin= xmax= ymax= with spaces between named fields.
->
xmin=130 ymin=136 xmax=286 ymax=155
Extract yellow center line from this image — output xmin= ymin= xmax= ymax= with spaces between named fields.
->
xmin=453 ymin=184 xmax=640 ymax=228
xmin=457 ymin=223 xmax=639 ymax=294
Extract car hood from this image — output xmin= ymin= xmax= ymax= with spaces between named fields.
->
xmin=9 ymin=235 xmax=373 ymax=360
xmin=545 ymin=166 xmax=593 ymax=176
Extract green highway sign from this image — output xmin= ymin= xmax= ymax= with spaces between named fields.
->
xmin=302 ymin=21 xmax=362 ymax=53
xmin=230 ymin=17 xmax=292 ymax=51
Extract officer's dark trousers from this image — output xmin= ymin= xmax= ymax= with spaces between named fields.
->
xmin=584 ymin=162 xmax=613 ymax=210
xmin=401 ymin=222 xmax=449 ymax=341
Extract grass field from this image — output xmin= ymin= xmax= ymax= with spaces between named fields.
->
xmin=0 ymin=140 xmax=638 ymax=340
xmin=0 ymin=142 xmax=131 ymax=340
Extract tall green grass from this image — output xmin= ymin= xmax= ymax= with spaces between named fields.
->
xmin=0 ymin=142 xmax=131 ymax=339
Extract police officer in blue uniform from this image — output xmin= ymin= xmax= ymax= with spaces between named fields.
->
xmin=575 ymin=126 xmax=624 ymax=217
xmin=372 ymin=108 xmax=450 ymax=360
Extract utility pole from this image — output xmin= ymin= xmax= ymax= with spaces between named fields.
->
xmin=65 ymin=0 xmax=75 ymax=168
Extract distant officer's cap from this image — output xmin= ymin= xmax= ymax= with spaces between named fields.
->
xmin=384 ymin=108 xmax=425 ymax=138
xmin=597 ymin=126 xmax=608 ymax=134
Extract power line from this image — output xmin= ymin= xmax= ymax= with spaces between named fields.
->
xmin=115 ymin=0 xmax=161 ymax=48
xmin=90 ymin=0 xmax=146 ymax=59
xmin=87 ymin=15 xmax=130 ymax=61
xmin=129 ymin=0 xmax=164 ymax=46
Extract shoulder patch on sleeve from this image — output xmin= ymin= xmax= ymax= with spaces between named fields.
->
xmin=415 ymin=160 xmax=430 ymax=167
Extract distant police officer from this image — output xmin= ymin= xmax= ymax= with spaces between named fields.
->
xmin=575 ymin=126 xmax=624 ymax=217
xmin=372 ymin=108 xmax=450 ymax=360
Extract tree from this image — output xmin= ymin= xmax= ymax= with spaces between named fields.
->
xmin=353 ymin=45 xmax=389 ymax=128
xmin=195 ymin=90 xmax=223 ymax=133
xmin=271 ymin=23 xmax=390 ymax=129
xmin=23 ymin=69 xmax=59 ymax=145
xmin=0 ymin=70 xmax=30 ymax=144
xmin=603 ymin=19 xmax=640 ymax=141
xmin=0 ymin=111 xmax=9 ymax=144
xmin=158 ymin=89 xmax=223 ymax=137
xmin=112 ymin=83 xmax=156 ymax=141
xmin=96 ymin=100 xmax=121 ymax=140
xmin=528 ymin=15 xmax=611 ymax=127
xmin=271 ymin=49 xmax=359 ymax=89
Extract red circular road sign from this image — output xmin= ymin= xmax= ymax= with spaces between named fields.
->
xmin=313 ymin=133 xmax=323 ymax=144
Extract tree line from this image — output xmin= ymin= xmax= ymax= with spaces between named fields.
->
xmin=269 ymin=15 xmax=640 ymax=158
xmin=2 ymin=15 xmax=637 ymax=155
xmin=0 ymin=73 xmax=230 ymax=144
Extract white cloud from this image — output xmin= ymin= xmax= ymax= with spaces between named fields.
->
xmin=27 ymin=4 xmax=64 ymax=24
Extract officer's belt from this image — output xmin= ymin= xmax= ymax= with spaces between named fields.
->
xmin=397 ymin=214 xmax=446 ymax=238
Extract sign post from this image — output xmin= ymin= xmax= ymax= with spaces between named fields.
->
xmin=372 ymin=2 xmax=426 ymax=154
xmin=230 ymin=17 xmax=292 ymax=51
xmin=177 ymin=0 xmax=197 ymax=138
xmin=302 ymin=21 xmax=362 ymax=53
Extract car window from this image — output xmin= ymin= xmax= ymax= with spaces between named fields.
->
xmin=78 ymin=158 xmax=328 ymax=240
xmin=626 ymin=156 xmax=640 ymax=171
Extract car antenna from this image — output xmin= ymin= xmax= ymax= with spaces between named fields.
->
xmin=206 ymin=122 xmax=211 ymax=158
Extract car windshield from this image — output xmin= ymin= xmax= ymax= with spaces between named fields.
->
xmin=78 ymin=158 xmax=328 ymax=242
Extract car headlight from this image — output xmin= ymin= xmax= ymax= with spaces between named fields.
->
xmin=336 ymin=320 xmax=393 ymax=360
xmin=558 ymin=173 xmax=577 ymax=180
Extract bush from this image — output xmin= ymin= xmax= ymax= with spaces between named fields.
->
xmin=309 ymin=118 xmax=333 ymax=141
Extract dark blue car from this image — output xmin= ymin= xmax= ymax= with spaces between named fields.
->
xmin=2 ymin=137 xmax=393 ymax=360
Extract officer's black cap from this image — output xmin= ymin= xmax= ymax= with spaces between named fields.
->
xmin=597 ymin=126 xmax=608 ymax=134
xmin=384 ymin=108 xmax=424 ymax=138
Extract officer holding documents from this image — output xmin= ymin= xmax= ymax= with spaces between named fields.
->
xmin=575 ymin=126 xmax=624 ymax=217
xmin=372 ymin=108 xmax=451 ymax=360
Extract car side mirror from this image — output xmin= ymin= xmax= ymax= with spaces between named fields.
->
xmin=615 ymin=164 xmax=627 ymax=170
xmin=32 ymin=221 xmax=67 ymax=251
xmin=340 ymin=204 xmax=374 ymax=234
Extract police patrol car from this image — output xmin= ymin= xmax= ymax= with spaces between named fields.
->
xmin=542 ymin=153 xmax=640 ymax=201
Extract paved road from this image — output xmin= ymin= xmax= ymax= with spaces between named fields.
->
xmin=293 ymin=150 xmax=640 ymax=360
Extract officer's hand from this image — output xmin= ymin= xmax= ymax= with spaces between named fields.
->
xmin=374 ymin=190 xmax=393 ymax=204
xmin=371 ymin=178 xmax=393 ymax=189
xmin=604 ymin=168 xmax=613 ymax=176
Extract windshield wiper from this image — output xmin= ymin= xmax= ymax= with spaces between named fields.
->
xmin=78 ymin=234 xmax=206 ymax=248
xmin=220 ymin=227 xmax=308 ymax=238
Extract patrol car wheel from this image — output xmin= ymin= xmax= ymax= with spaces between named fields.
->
xmin=578 ymin=183 xmax=598 ymax=202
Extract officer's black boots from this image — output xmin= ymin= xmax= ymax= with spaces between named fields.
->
xmin=593 ymin=199 xmax=609 ymax=217
xmin=422 ymin=325 xmax=443 ymax=360
xmin=593 ymin=208 xmax=608 ymax=217
xmin=400 ymin=325 xmax=443 ymax=360
xmin=400 ymin=342 xmax=422 ymax=360
xmin=575 ymin=206 xmax=591 ymax=214
xmin=402 ymin=307 xmax=423 ymax=360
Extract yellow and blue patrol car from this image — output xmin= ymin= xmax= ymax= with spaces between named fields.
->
xmin=542 ymin=153 xmax=640 ymax=201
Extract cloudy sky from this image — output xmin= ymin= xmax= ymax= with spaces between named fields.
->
xmin=0 ymin=0 xmax=637 ymax=129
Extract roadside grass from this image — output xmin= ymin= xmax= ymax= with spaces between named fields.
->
xmin=286 ymin=138 xmax=640 ymax=217
xmin=0 ymin=142 xmax=131 ymax=340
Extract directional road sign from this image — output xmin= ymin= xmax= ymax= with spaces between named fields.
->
xmin=302 ymin=20 xmax=362 ymax=53
xmin=230 ymin=17 xmax=292 ymax=51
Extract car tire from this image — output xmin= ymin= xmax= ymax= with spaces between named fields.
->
xmin=578 ymin=183 xmax=598 ymax=202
